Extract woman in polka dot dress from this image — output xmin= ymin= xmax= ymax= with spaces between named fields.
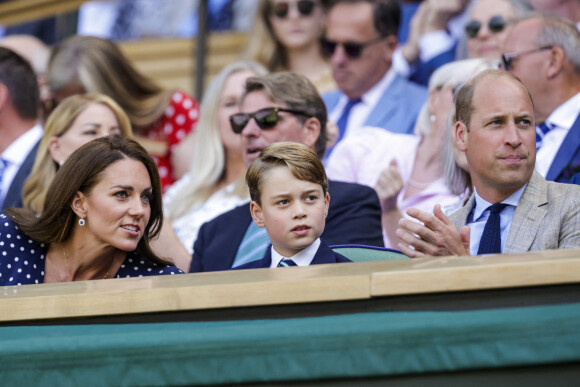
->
xmin=0 ymin=136 xmax=182 ymax=286
xmin=46 ymin=35 xmax=200 ymax=192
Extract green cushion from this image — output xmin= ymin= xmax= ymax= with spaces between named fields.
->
xmin=332 ymin=245 xmax=408 ymax=262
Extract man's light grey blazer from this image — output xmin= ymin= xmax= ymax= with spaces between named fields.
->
xmin=449 ymin=171 xmax=580 ymax=253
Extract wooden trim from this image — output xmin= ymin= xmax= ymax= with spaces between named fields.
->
xmin=0 ymin=0 xmax=86 ymax=26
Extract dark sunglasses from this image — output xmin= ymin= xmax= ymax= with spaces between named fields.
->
xmin=320 ymin=36 xmax=384 ymax=59
xmin=501 ymin=46 xmax=553 ymax=71
xmin=271 ymin=0 xmax=316 ymax=18
xmin=230 ymin=107 xmax=308 ymax=134
xmin=465 ymin=16 xmax=507 ymax=39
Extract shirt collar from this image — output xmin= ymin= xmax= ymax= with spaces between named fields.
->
xmin=472 ymin=184 xmax=526 ymax=221
xmin=270 ymin=238 xmax=321 ymax=267
xmin=543 ymin=91 xmax=580 ymax=130
xmin=1 ymin=124 xmax=43 ymax=165
xmin=360 ymin=67 xmax=396 ymax=107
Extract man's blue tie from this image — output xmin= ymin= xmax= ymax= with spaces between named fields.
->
xmin=336 ymin=98 xmax=362 ymax=143
xmin=536 ymin=122 xmax=554 ymax=151
xmin=477 ymin=203 xmax=508 ymax=255
xmin=326 ymin=98 xmax=362 ymax=159
xmin=277 ymin=259 xmax=297 ymax=267
xmin=232 ymin=222 xmax=270 ymax=268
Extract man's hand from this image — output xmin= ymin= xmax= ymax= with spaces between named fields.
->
xmin=396 ymin=204 xmax=470 ymax=258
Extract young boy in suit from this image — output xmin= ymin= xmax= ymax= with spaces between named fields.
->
xmin=233 ymin=142 xmax=351 ymax=269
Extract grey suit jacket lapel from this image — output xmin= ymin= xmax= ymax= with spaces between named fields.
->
xmin=503 ymin=171 xmax=548 ymax=253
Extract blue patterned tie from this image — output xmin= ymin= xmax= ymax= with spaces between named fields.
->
xmin=477 ymin=203 xmax=508 ymax=255
xmin=277 ymin=259 xmax=297 ymax=267
xmin=536 ymin=122 xmax=554 ymax=151
xmin=232 ymin=221 xmax=270 ymax=268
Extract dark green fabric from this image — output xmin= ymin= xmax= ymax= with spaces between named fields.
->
xmin=1 ymin=303 xmax=580 ymax=386
xmin=331 ymin=247 xmax=408 ymax=261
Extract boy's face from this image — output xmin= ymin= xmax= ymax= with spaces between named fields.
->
xmin=250 ymin=166 xmax=330 ymax=258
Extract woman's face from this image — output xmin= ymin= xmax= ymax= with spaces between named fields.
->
xmin=76 ymin=158 xmax=152 ymax=252
xmin=218 ymin=70 xmax=256 ymax=154
xmin=466 ymin=0 xmax=515 ymax=61
xmin=49 ymin=103 xmax=123 ymax=165
xmin=268 ymin=0 xmax=326 ymax=51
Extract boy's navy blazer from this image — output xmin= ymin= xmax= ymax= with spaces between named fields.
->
xmin=231 ymin=240 xmax=351 ymax=270
xmin=191 ymin=180 xmax=383 ymax=273
xmin=546 ymin=112 xmax=580 ymax=183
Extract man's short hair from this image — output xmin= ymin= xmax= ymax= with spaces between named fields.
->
xmin=0 ymin=47 xmax=39 ymax=119
xmin=244 ymin=71 xmax=328 ymax=158
xmin=533 ymin=14 xmax=580 ymax=74
xmin=330 ymin=0 xmax=400 ymax=37
xmin=246 ymin=142 xmax=328 ymax=205
xmin=455 ymin=69 xmax=534 ymax=130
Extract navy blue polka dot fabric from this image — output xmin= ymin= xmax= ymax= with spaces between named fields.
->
xmin=0 ymin=213 xmax=182 ymax=286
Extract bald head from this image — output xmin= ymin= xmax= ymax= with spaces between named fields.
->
xmin=0 ymin=35 xmax=49 ymax=76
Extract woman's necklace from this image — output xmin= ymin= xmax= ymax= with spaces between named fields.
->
xmin=62 ymin=248 xmax=117 ymax=281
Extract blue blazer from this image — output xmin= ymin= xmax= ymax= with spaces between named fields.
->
xmin=546 ymin=112 xmax=580 ymax=183
xmin=231 ymin=240 xmax=351 ymax=270
xmin=191 ymin=180 xmax=384 ymax=273
xmin=2 ymin=140 xmax=40 ymax=210
xmin=322 ymin=74 xmax=427 ymax=135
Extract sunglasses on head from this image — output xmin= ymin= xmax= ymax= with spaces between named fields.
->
xmin=465 ymin=16 xmax=507 ymax=39
xmin=230 ymin=107 xmax=308 ymax=134
xmin=320 ymin=36 xmax=384 ymax=59
xmin=271 ymin=0 xmax=317 ymax=18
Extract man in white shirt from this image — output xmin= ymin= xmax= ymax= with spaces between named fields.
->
xmin=501 ymin=14 xmax=580 ymax=182
xmin=0 ymin=47 xmax=43 ymax=210
xmin=321 ymin=0 xmax=427 ymax=157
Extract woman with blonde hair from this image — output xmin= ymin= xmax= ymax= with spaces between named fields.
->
xmin=22 ymin=93 xmax=132 ymax=214
xmin=46 ymin=35 xmax=200 ymax=191
xmin=164 ymin=60 xmax=268 ymax=254
xmin=241 ymin=0 xmax=335 ymax=94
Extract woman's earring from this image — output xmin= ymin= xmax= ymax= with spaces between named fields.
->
xmin=78 ymin=217 xmax=86 ymax=227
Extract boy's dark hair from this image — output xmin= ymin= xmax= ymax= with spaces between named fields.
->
xmin=246 ymin=142 xmax=328 ymax=205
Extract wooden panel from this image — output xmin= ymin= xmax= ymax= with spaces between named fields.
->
xmin=371 ymin=248 xmax=580 ymax=295
xmin=0 ymin=0 xmax=86 ymax=26
xmin=2 ymin=249 xmax=580 ymax=323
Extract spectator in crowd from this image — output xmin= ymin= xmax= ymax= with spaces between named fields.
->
xmin=458 ymin=0 xmax=533 ymax=63
xmin=233 ymin=142 xmax=351 ymax=269
xmin=1 ymin=136 xmax=182 ymax=286
xmin=242 ymin=0 xmax=336 ymax=94
xmin=191 ymin=71 xmax=384 ymax=273
xmin=0 ymin=47 xmax=43 ymax=210
xmin=527 ymin=0 xmax=580 ymax=27
xmin=322 ymin=0 xmax=427 ymax=157
xmin=164 ymin=60 xmax=267 ymax=255
xmin=326 ymin=58 xmax=491 ymax=248
xmin=22 ymin=93 xmax=132 ymax=214
xmin=502 ymin=14 xmax=580 ymax=182
xmin=46 ymin=35 xmax=200 ymax=191
xmin=0 ymin=34 xmax=51 ymax=122
xmin=397 ymin=70 xmax=580 ymax=258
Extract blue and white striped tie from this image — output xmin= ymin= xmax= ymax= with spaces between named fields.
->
xmin=536 ymin=122 xmax=554 ymax=151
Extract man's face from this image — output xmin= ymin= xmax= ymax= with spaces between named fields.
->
xmin=455 ymin=76 xmax=536 ymax=202
xmin=501 ymin=19 xmax=550 ymax=121
xmin=239 ymin=90 xmax=319 ymax=166
xmin=325 ymin=2 xmax=393 ymax=99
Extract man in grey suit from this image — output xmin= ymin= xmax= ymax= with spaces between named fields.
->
xmin=396 ymin=69 xmax=580 ymax=257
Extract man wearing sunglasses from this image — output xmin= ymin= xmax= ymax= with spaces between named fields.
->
xmin=502 ymin=15 xmax=580 ymax=184
xmin=321 ymin=0 xmax=426 ymax=158
xmin=190 ymin=72 xmax=384 ymax=273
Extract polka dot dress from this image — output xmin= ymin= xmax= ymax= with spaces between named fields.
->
xmin=144 ymin=91 xmax=199 ymax=192
xmin=0 ymin=213 xmax=183 ymax=287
